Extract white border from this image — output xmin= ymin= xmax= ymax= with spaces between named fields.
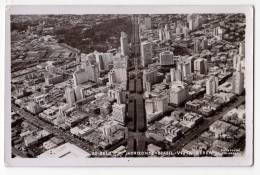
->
xmin=5 ymin=5 xmax=254 ymax=167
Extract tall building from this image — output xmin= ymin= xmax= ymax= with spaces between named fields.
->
xmin=143 ymin=68 xmax=158 ymax=88
xmin=108 ymin=70 xmax=116 ymax=86
xmin=120 ymin=32 xmax=129 ymax=56
xmin=233 ymin=54 xmax=242 ymax=71
xmin=183 ymin=61 xmax=191 ymax=78
xmin=140 ymin=41 xmax=152 ymax=67
xmin=159 ymin=26 xmax=170 ymax=41
xmin=188 ymin=19 xmax=194 ymax=31
xmin=131 ymin=15 xmax=141 ymax=57
xmin=194 ymin=38 xmax=201 ymax=53
xmin=159 ymin=51 xmax=174 ymax=66
xmin=115 ymin=88 xmax=123 ymax=104
xmin=113 ymin=53 xmax=128 ymax=83
xmin=159 ymin=28 xmax=165 ymax=41
xmin=81 ymin=59 xmax=100 ymax=83
xmin=144 ymin=16 xmax=152 ymax=29
xmin=193 ymin=15 xmax=201 ymax=29
xmin=232 ymin=71 xmax=244 ymax=95
xmin=145 ymin=96 xmax=168 ymax=115
xmin=73 ymin=69 xmax=88 ymax=86
xmin=112 ymin=103 xmax=126 ymax=123
xmin=170 ymin=68 xmax=182 ymax=82
xmin=194 ymin=58 xmax=208 ymax=75
xmin=182 ymin=26 xmax=189 ymax=37
xmin=239 ymin=42 xmax=245 ymax=57
xmin=169 ymin=82 xmax=189 ymax=106
xmin=188 ymin=56 xmax=196 ymax=73
xmin=213 ymin=26 xmax=223 ymax=40
xmin=201 ymin=37 xmax=208 ymax=50
xmin=164 ymin=24 xmax=171 ymax=40
xmin=206 ymin=76 xmax=219 ymax=96
xmin=65 ymin=87 xmax=76 ymax=107
xmin=93 ymin=51 xmax=113 ymax=71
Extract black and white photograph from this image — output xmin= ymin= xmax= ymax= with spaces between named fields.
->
xmin=4 ymin=5 xmax=254 ymax=166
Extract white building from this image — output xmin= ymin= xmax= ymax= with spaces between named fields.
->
xmin=64 ymin=87 xmax=76 ymax=107
xmin=112 ymin=103 xmax=126 ymax=123
xmin=38 ymin=143 xmax=91 ymax=158
xmin=120 ymin=32 xmax=129 ymax=56
xmin=232 ymin=71 xmax=244 ymax=95
xmin=169 ymin=82 xmax=189 ymax=106
xmin=141 ymin=41 xmax=153 ymax=67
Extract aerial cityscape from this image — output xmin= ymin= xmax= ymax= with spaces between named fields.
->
xmin=10 ymin=13 xmax=246 ymax=158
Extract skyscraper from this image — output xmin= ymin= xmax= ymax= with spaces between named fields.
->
xmin=201 ymin=37 xmax=208 ymax=50
xmin=159 ymin=51 xmax=174 ymax=66
xmin=194 ymin=38 xmax=201 ymax=53
xmin=120 ymin=31 xmax=129 ymax=56
xmin=232 ymin=71 xmax=244 ymax=95
xmin=206 ymin=76 xmax=219 ymax=96
xmin=170 ymin=82 xmax=189 ymax=106
xmin=233 ymin=54 xmax=242 ymax=71
xmin=65 ymin=87 xmax=76 ymax=107
xmin=140 ymin=41 xmax=152 ymax=67
xmin=194 ymin=58 xmax=208 ymax=75
xmin=239 ymin=42 xmax=245 ymax=57
xmin=112 ymin=53 xmax=128 ymax=83
xmin=170 ymin=68 xmax=182 ymax=82
xmin=131 ymin=15 xmax=141 ymax=57
xmin=112 ymin=103 xmax=126 ymax=124
xmin=144 ymin=16 xmax=152 ymax=29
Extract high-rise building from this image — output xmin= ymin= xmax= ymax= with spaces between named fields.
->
xmin=170 ymin=68 xmax=182 ymax=82
xmin=183 ymin=61 xmax=191 ymax=78
xmin=188 ymin=19 xmax=194 ymax=31
xmin=194 ymin=38 xmax=201 ymax=53
xmin=144 ymin=16 xmax=152 ymax=29
xmin=112 ymin=103 xmax=126 ymax=123
xmin=159 ymin=51 xmax=174 ymax=66
xmin=169 ymin=82 xmax=189 ymax=106
xmin=73 ymin=69 xmax=88 ymax=86
xmin=81 ymin=59 xmax=100 ymax=83
xmin=158 ymin=28 xmax=165 ymax=41
xmin=232 ymin=71 xmax=244 ymax=95
xmin=115 ymin=88 xmax=123 ymax=104
xmin=140 ymin=41 xmax=152 ymax=67
xmin=113 ymin=54 xmax=128 ymax=83
xmin=206 ymin=76 xmax=219 ymax=96
xmin=182 ymin=26 xmax=189 ymax=37
xmin=65 ymin=87 xmax=76 ymax=107
xmin=194 ymin=58 xmax=208 ymax=75
xmin=131 ymin=15 xmax=141 ymax=57
xmin=213 ymin=26 xmax=223 ymax=40
xmin=164 ymin=24 xmax=171 ymax=40
xmin=239 ymin=42 xmax=245 ymax=57
xmin=108 ymin=70 xmax=116 ymax=86
xmin=143 ymin=68 xmax=158 ymax=87
xmin=201 ymin=37 xmax=208 ymax=50
xmin=120 ymin=32 xmax=129 ymax=56
xmin=193 ymin=15 xmax=201 ymax=29
xmin=233 ymin=54 xmax=242 ymax=71
xmin=188 ymin=56 xmax=196 ymax=73
xmin=145 ymin=96 xmax=168 ymax=115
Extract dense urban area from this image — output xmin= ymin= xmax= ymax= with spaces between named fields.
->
xmin=10 ymin=13 xmax=246 ymax=158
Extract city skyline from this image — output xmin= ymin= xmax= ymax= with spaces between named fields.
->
xmin=7 ymin=9 xmax=253 ymax=166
